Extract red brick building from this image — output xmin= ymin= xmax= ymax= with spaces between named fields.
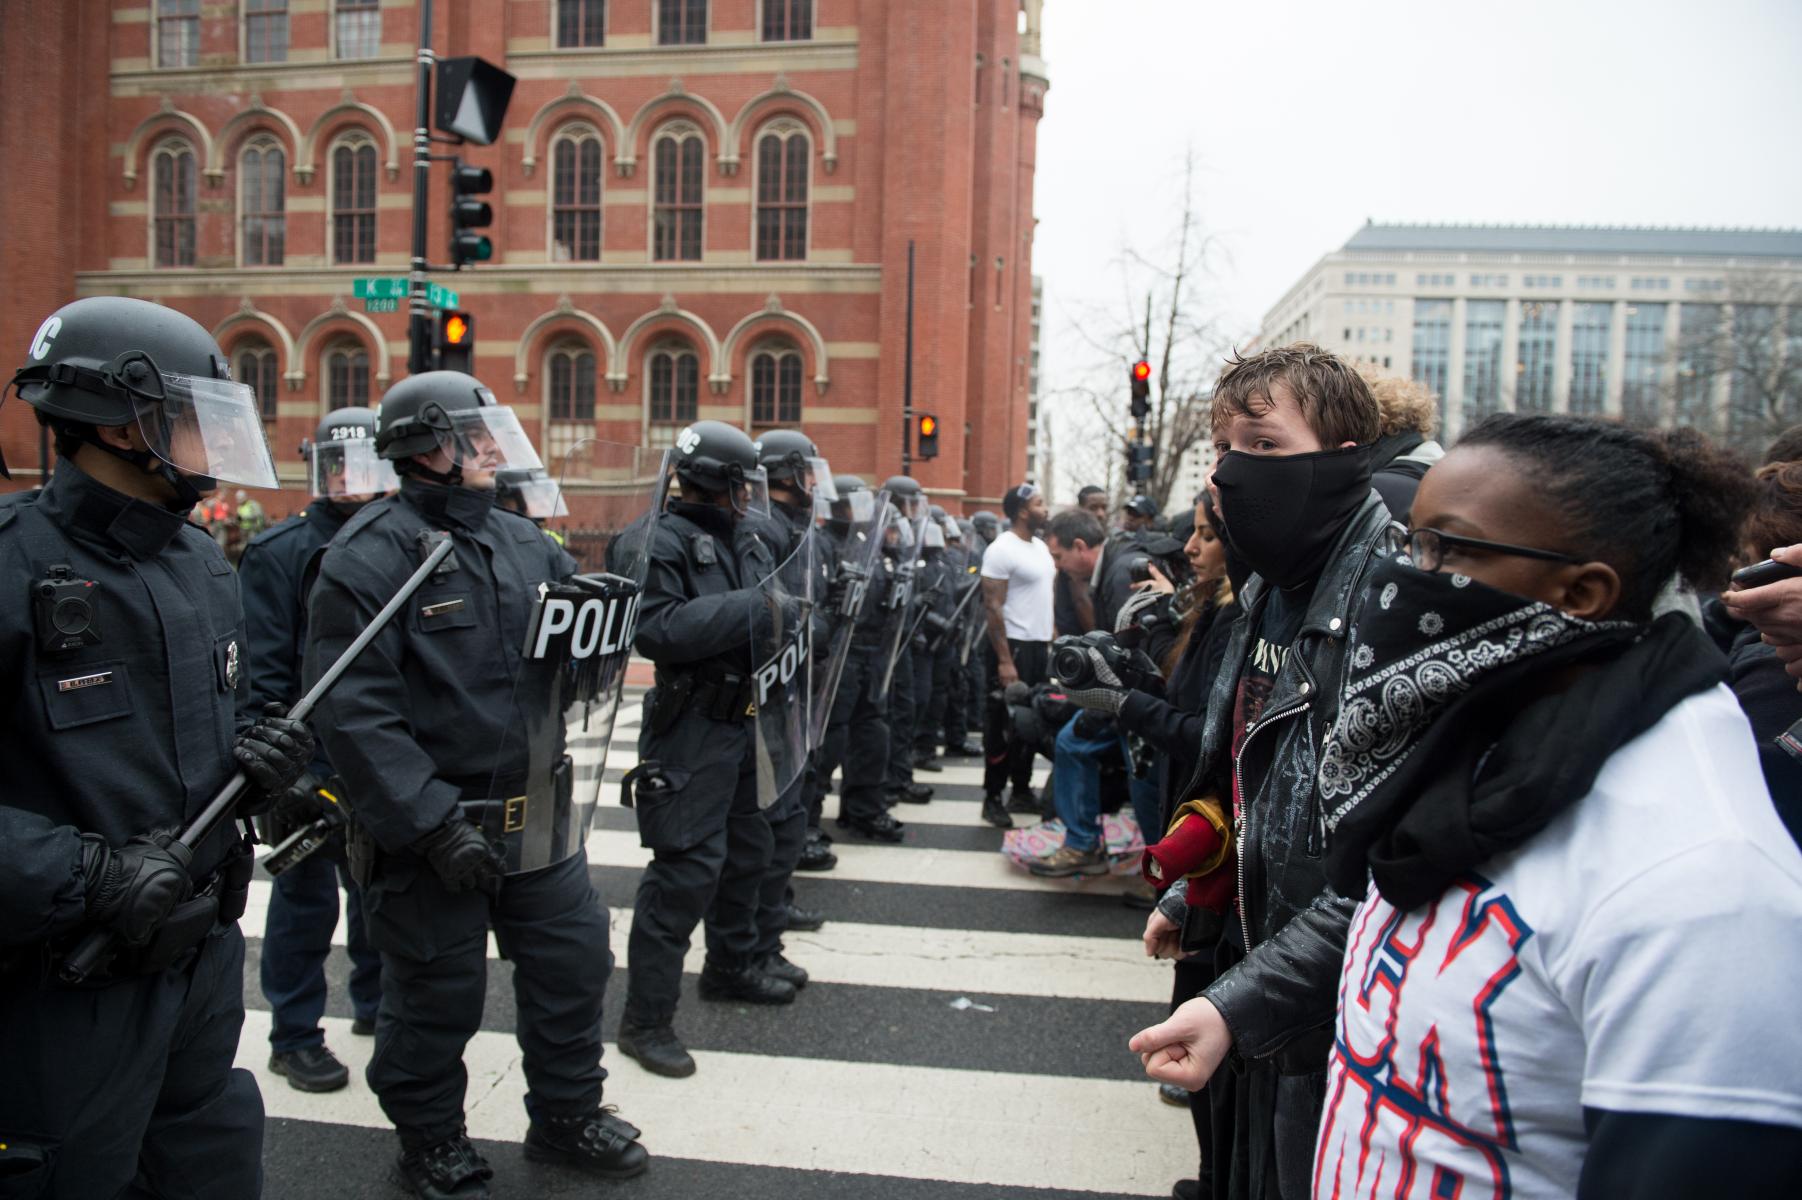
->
xmin=0 ymin=0 xmax=1048 ymax=519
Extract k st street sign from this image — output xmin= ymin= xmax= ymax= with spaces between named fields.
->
xmin=353 ymin=278 xmax=461 ymax=311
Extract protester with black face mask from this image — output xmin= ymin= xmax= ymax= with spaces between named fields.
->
xmin=1142 ymin=414 xmax=1802 ymax=1199
xmin=1126 ymin=343 xmax=1386 ymax=1200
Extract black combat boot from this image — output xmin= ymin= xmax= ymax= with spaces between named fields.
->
xmin=698 ymin=961 xmax=798 ymax=1005
xmin=796 ymin=832 xmax=838 ymax=872
xmin=617 ymin=1020 xmax=696 ymax=1078
xmin=761 ymin=953 xmax=809 ymax=989
xmin=524 ymin=1107 xmax=650 ymax=1180
xmin=912 ymin=751 xmax=942 ymax=773
xmin=837 ymin=811 xmax=905 ymax=842
xmin=269 ymin=1043 xmax=350 ymax=1093
xmin=395 ymin=1130 xmax=492 ymax=1199
xmin=981 ymin=794 xmax=1014 ymax=829
xmin=782 ymin=902 xmax=825 ymax=932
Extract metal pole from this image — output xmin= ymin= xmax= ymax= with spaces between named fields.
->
xmin=901 ymin=239 xmax=915 ymax=475
xmin=407 ymin=0 xmax=436 ymax=375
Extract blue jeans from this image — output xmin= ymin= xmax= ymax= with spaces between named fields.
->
xmin=1129 ymin=770 xmax=1163 ymax=844
xmin=261 ymin=854 xmax=382 ymax=1052
xmin=1051 ymin=719 xmax=1119 ymax=852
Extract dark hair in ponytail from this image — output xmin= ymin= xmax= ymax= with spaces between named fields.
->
xmin=1458 ymin=414 xmax=1755 ymax=620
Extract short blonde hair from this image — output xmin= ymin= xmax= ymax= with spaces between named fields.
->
xmin=1356 ymin=362 xmax=1440 ymax=439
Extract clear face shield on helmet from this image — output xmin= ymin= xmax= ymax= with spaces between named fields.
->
xmin=829 ymin=487 xmax=876 ymax=526
xmin=922 ymin=520 xmax=946 ymax=552
xmin=141 ymin=371 xmax=279 ymax=488
xmin=432 ymin=396 xmax=545 ymax=474
xmin=809 ymin=465 xmax=841 ymax=524
xmin=308 ymin=436 xmax=399 ymax=500
xmin=498 ymin=467 xmax=569 ymax=519
xmin=734 ymin=464 xmax=771 ymax=519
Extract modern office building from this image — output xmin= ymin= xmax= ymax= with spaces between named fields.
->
xmin=0 ymin=0 xmax=1050 ymax=518
xmin=1260 ymin=223 xmax=1802 ymax=447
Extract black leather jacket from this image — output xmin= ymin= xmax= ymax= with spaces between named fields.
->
xmin=1186 ymin=493 xmax=1394 ymax=1065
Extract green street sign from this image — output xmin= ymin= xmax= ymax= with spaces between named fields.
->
xmin=352 ymin=276 xmax=408 ymax=300
xmin=427 ymin=283 xmax=460 ymax=310
xmin=363 ymin=298 xmax=400 ymax=314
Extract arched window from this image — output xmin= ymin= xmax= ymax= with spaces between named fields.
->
xmin=749 ymin=341 xmax=803 ymax=426
xmin=646 ymin=340 xmax=700 ymax=446
xmin=652 ymin=123 xmax=705 ymax=262
xmin=240 ymin=138 xmax=286 ymax=267
xmin=657 ymin=0 xmax=706 ymax=45
xmin=235 ymin=339 xmax=281 ymax=423
xmin=157 ymin=0 xmax=200 ymax=68
xmin=334 ymin=0 xmax=381 ymax=60
xmin=330 ymin=133 xmax=378 ymax=264
xmin=324 ymin=341 xmax=370 ymax=411
xmin=761 ymin=0 xmax=812 ymax=41
xmin=151 ymin=138 xmax=198 ymax=268
xmin=551 ymin=125 xmax=604 ymax=262
xmin=556 ymin=0 xmax=606 ymax=47
xmin=754 ymin=121 xmax=809 ymax=262
xmin=545 ymin=342 xmax=598 ymax=462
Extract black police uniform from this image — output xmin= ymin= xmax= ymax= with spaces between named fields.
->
xmin=0 ymin=461 xmax=263 ymax=1199
xmin=883 ymin=574 xmax=934 ymax=797
xmin=302 ymin=478 xmax=613 ymax=1149
xmin=624 ymin=500 xmax=781 ymax=1028
xmin=809 ymin=516 xmax=879 ymax=828
xmin=239 ymin=504 xmax=382 ymax=1056
xmin=913 ymin=542 xmax=964 ymax=761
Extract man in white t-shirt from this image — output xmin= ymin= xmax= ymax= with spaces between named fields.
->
xmin=977 ymin=483 xmax=1055 ymax=829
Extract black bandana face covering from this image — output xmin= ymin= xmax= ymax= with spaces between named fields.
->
xmin=1211 ymin=444 xmax=1374 ymax=590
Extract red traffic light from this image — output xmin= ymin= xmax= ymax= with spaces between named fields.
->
xmin=443 ymin=314 xmax=471 ymax=345
xmin=1131 ymin=360 xmax=1151 ymax=382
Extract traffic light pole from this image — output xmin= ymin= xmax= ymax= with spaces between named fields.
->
xmin=901 ymin=239 xmax=915 ymax=476
xmin=407 ymin=0 xmax=436 ymax=376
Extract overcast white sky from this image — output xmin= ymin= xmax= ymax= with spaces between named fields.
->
xmin=1031 ymin=0 xmax=1802 ymax=493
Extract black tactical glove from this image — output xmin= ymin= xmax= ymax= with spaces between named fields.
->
xmin=413 ymin=817 xmax=504 ymax=894
xmin=273 ymin=771 xmax=327 ymax=828
xmin=234 ymin=702 xmax=317 ymax=800
xmin=80 ymin=833 xmax=194 ymax=947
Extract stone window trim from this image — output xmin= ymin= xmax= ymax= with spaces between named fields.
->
xmin=332 ymin=0 xmax=383 ymax=62
xmin=149 ymin=137 xmax=199 ymax=270
xmin=644 ymin=337 xmax=703 ymax=447
xmin=748 ymin=338 xmax=804 ymax=426
xmin=650 ymin=120 xmax=707 ymax=263
xmin=293 ymin=304 xmax=390 ymax=394
xmin=611 ymin=301 xmax=724 ymax=394
xmin=513 ymin=303 xmax=619 ymax=395
xmin=654 ymin=0 xmax=709 ymax=46
xmin=548 ymin=122 xmax=606 ymax=263
xmin=555 ymin=0 xmax=608 ymax=49
xmin=237 ymin=136 xmax=288 ymax=268
xmin=155 ymin=0 xmax=201 ymax=70
xmin=720 ymin=300 xmax=831 ymax=398
xmin=758 ymin=0 xmax=815 ymax=43
xmin=213 ymin=305 xmax=298 ymax=394
xmin=545 ymin=341 xmax=600 ymax=422
xmin=327 ymin=130 xmax=380 ymax=266
xmin=323 ymin=338 xmax=373 ymax=413
xmin=243 ymin=0 xmax=291 ymax=65
xmin=751 ymin=118 xmax=811 ymax=262
xmin=231 ymin=339 xmax=283 ymax=422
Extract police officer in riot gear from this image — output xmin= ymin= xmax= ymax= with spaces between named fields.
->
xmin=242 ymin=407 xmax=393 ymax=1093
xmin=620 ymin=420 xmax=796 ymax=1080
xmin=747 ymin=429 xmax=831 ymax=986
xmin=878 ymin=476 xmax=935 ymax=808
xmin=303 ymin=371 xmax=647 ymax=1196
xmin=914 ymin=507 xmax=971 ymax=770
xmin=0 ymin=296 xmax=316 ymax=1198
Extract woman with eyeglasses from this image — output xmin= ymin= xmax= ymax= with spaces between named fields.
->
xmin=1137 ymin=413 xmax=1802 ymax=1198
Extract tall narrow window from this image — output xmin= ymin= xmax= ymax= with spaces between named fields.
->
xmin=240 ymin=140 xmax=286 ymax=267
xmin=1409 ymin=299 xmax=1452 ymax=428
xmin=1677 ymin=304 xmax=1721 ymax=426
xmin=657 ymin=0 xmax=707 ymax=44
xmin=762 ymin=0 xmax=813 ymax=41
xmin=157 ymin=0 xmax=200 ymax=68
xmin=750 ymin=343 xmax=803 ymax=425
xmin=331 ymin=135 xmax=378 ymax=265
xmin=1620 ymin=303 xmax=1668 ymax=427
xmin=1515 ymin=301 xmax=1558 ymax=414
xmin=1567 ymin=302 xmax=1611 ymax=416
xmin=152 ymin=140 xmax=197 ymax=268
xmin=551 ymin=127 xmax=604 ymax=262
xmin=245 ymin=0 xmax=290 ymax=63
xmin=556 ymin=0 xmax=606 ymax=47
xmin=335 ymin=0 xmax=381 ymax=60
xmin=1462 ymin=300 xmax=1505 ymax=428
xmin=325 ymin=343 xmax=370 ymax=411
xmin=546 ymin=344 xmax=597 ymax=462
xmin=235 ymin=341 xmax=280 ymax=423
xmin=652 ymin=124 xmax=705 ymax=262
xmin=754 ymin=124 xmax=809 ymax=262
xmin=647 ymin=342 xmax=700 ymax=446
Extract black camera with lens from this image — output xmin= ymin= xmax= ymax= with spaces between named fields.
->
xmin=1050 ymin=630 xmax=1161 ymax=694
xmin=34 ymin=565 xmax=102 ymax=653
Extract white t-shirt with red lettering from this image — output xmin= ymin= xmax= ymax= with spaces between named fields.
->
xmin=1313 ymin=683 xmax=1802 ymax=1200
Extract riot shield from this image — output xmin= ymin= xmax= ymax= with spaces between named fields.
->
xmin=478 ymin=437 xmax=671 ymax=875
xmin=807 ymin=487 xmax=892 ymax=749
xmin=877 ymin=496 xmax=932 ymax=694
xmin=750 ymin=520 xmax=817 ymax=808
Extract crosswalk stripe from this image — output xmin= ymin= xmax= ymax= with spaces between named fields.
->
xmin=239 ymin=880 xmax=1170 ymax=1004
xmin=237 ymin=1010 xmax=1188 ymax=1196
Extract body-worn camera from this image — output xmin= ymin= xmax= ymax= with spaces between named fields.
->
xmin=34 ymin=565 xmax=102 ymax=653
xmin=1050 ymin=630 xmax=1161 ymax=693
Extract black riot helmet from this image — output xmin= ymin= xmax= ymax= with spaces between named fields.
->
xmin=6 ymin=296 xmax=277 ymax=497
xmin=375 ymin=370 xmax=543 ymax=485
xmin=970 ymin=510 xmax=1000 ymax=542
xmin=301 ymin=406 xmax=397 ymax=501
xmin=880 ymin=474 xmax=928 ymax=524
xmin=672 ymin=420 xmax=768 ymax=515
xmin=754 ymin=427 xmax=832 ymax=511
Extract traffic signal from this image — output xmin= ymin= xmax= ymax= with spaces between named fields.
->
xmin=1127 ymin=440 xmax=1154 ymax=484
xmin=917 ymin=413 xmax=939 ymax=461
xmin=1130 ymin=360 xmax=1151 ymax=422
xmin=449 ymin=163 xmax=494 ymax=268
xmin=437 ymin=310 xmax=475 ymax=374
